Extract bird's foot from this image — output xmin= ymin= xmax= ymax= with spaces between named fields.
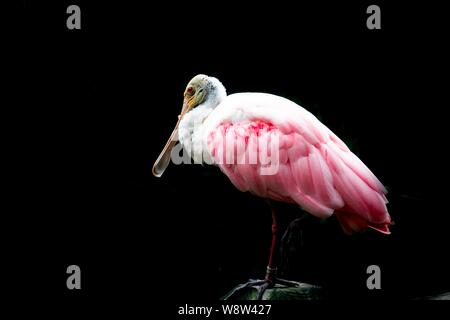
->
xmin=222 ymin=276 xmax=299 ymax=300
xmin=222 ymin=279 xmax=268 ymax=300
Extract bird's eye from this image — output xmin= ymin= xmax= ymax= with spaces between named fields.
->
xmin=186 ymin=87 xmax=195 ymax=95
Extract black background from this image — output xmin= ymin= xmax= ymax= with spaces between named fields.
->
xmin=8 ymin=0 xmax=450 ymax=313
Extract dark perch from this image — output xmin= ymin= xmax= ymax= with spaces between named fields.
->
xmin=415 ymin=292 xmax=450 ymax=300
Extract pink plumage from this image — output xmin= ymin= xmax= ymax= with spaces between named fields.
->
xmin=153 ymin=75 xmax=391 ymax=235
xmin=204 ymin=93 xmax=391 ymax=235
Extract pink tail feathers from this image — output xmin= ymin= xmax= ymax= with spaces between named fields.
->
xmin=335 ymin=210 xmax=391 ymax=235
xmin=322 ymin=143 xmax=392 ymax=235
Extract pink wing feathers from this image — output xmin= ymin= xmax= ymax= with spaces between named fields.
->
xmin=206 ymin=111 xmax=391 ymax=234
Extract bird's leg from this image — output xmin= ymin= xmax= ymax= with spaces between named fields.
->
xmin=253 ymin=205 xmax=299 ymax=298
xmin=244 ymin=207 xmax=279 ymax=300
xmin=264 ymin=205 xmax=280 ymax=283
xmin=222 ymin=203 xmax=299 ymax=300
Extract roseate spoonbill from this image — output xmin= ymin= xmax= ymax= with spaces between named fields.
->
xmin=153 ymin=74 xmax=391 ymax=298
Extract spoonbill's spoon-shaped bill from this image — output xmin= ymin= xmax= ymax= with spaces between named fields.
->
xmin=152 ymin=101 xmax=187 ymax=177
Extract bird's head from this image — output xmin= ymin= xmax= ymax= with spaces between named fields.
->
xmin=152 ymin=74 xmax=226 ymax=177
xmin=181 ymin=74 xmax=226 ymax=115
xmin=181 ymin=74 xmax=209 ymax=113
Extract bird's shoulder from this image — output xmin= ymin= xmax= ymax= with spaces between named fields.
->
xmin=206 ymin=92 xmax=317 ymax=130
